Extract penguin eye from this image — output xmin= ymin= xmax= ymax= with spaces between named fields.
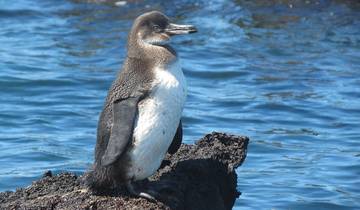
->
xmin=152 ymin=25 xmax=161 ymax=32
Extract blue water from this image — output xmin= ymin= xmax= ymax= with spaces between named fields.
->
xmin=1 ymin=0 xmax=359 ymax=209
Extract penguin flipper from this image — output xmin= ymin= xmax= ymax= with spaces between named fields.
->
xmin=100 ymin=93 xmax=143 ymax=166
xmin=167 ymin=120 xmax=182 ymax=154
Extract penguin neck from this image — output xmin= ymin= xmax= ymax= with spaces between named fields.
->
xmin=127 ymin=37 xmax=177 ymax=66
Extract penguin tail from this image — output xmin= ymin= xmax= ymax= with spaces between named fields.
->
xmin=82 ymin=164 xmax=115 ymax=192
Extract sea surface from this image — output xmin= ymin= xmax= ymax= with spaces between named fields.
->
xmin=0 ymin=0 xmax=359 ymax=209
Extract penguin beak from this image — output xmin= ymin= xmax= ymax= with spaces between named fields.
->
xmin=165 ymin=23 xmax=197 ymax=35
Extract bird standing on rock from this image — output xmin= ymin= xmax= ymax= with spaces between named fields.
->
xmin=85 ymin=11 xmax=197 ymax=200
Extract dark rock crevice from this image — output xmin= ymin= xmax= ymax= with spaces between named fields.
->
xmin=0 ymin=132 xmax=249 ymax=210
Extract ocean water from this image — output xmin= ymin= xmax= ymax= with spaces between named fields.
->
xmin=0 ymin=0 xmax=359 ymax=209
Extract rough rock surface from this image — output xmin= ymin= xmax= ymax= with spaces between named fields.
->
xmin=0 ymin=132 xmax=249 ymax=210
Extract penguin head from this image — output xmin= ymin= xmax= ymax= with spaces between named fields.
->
xmin=130 ymin=11 xmax=197 ymax=46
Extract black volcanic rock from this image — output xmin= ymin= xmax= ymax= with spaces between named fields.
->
xmin=0 ymin=132 xmax=249 ymax=210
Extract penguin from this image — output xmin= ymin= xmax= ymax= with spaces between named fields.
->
xmin=85 ymin=11 xmax=197 ymax=200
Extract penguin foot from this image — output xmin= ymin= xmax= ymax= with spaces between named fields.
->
xmin=125 ymin=182 xmax=157 ymax=202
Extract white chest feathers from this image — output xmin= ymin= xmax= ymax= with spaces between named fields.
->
xmin=127 ymin=60 xmax=187 ymax=180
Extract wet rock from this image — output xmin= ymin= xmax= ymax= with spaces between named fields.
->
xmin=42 ymin=170 xmax=53 ymax=178
xmin=0 ymin=132 xmax=249 ymax=210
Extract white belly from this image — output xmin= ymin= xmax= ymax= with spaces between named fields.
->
xmin=127 ymin=60 xmax=187 ymax=180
